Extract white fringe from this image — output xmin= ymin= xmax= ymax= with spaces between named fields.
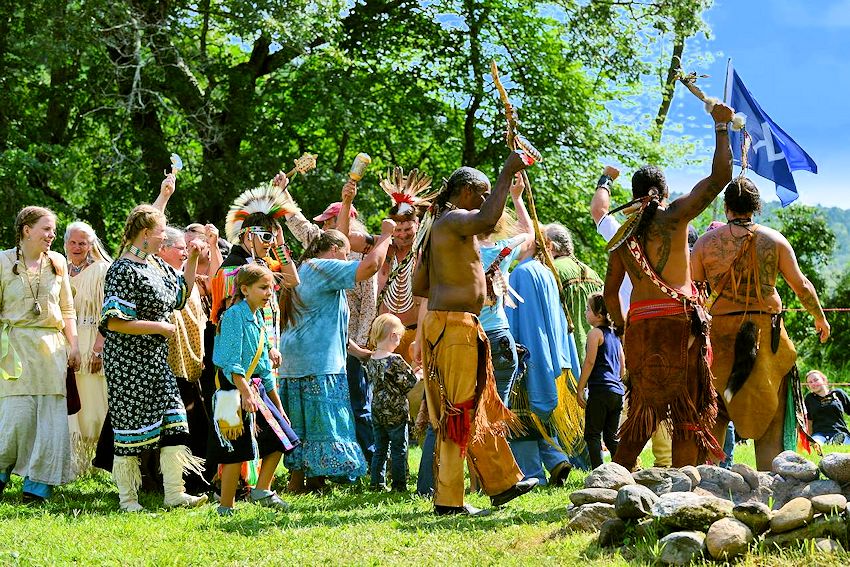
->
xmin=112 ymin=456 xmax=142 ymax=492
xmin=166 ymin=445 xmax=207 ymax=481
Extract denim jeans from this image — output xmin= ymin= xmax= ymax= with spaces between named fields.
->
xmin=812 ymin=432 xmax=850 ymax=445
xmin=509 ymin=437 xmax=569 ymax=486
xmin=346 ymin=354 xmax=375 ymax=466
xmin=486 ymin=327 xmax=518 ymax=405
xmin=371 ymin=422 xmax=408 ymax=489
xmin=720 ymin=421 xmax=735 ymax=469
xmin=416 ymin=425 xmax=436 ymax=497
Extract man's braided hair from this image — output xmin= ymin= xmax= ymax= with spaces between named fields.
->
xmin=631 ymin=165 xmax=668 ymax=240
xmin=431 ymin=167 xmax=489 ymax=218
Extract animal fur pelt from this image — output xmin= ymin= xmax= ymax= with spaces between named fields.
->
xmin=724 ymin=320 xmax=760 ymax=403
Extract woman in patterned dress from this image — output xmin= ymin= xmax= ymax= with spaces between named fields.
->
xmin=101 ymin=193 xmax=208 ymax=512
xmin=64 ymin=221 xmax=111 ymax=474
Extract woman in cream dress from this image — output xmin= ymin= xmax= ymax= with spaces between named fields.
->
xmin=0 ymin=207 xmax=80 ymax=502
xmin=64 ymin=221 xmax=111 ymax=474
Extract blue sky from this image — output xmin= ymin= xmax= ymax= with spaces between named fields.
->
xmin=663 ymin=0 xmax=850 ymax=208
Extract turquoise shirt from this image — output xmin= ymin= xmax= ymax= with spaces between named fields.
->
xmin=279 ymin=258 xmax=358 ymax=377
xmin=478 ymin=235 xmax=526 ymax=332
xmin=213 ymin=300 xmax=274 ymax=392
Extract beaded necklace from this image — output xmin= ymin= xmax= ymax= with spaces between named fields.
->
xmin=127 ymin=244 xmax=151 ymax=261
xmin=19 ymin=254 xmax=44 ymax=316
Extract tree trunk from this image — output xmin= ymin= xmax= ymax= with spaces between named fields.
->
xmin=653 ymin=35 xmax=684 ymax=142
xmin=462 ymin=1 xmax=487 ymax=167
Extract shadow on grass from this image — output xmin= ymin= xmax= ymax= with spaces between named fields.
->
xmin=0 ymin=473 xmax=574 ymax=536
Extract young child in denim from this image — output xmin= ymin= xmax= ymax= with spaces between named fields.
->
xmin=363 ymin=314 xmax=418 ymax=491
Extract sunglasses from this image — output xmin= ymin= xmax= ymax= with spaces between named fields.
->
xmin=246 ymin=227 xmax=274 ymax=244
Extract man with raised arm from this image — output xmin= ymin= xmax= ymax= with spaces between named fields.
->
xmin=590 ymin=169 xmax=671 ymax=467
xmin=412 ymin=153 xmax=537 ymax=516
xmin=691 ymin=177 xmax=830 ymax=470
xmin=603 ymin=102 xmax=735 ymax=469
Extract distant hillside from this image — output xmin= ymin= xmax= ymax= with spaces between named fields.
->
xmin=759 ymin=201 xmax=850 ymax=290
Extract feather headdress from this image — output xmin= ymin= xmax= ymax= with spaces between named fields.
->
xmin=379 ymin=167 xmax=436 ymax=216
xmin=225 ymin=183 xmax=300 ymax=243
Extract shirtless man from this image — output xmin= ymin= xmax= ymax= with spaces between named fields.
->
xmin=603 ymin=101 xmax=735 ymax=469
xmin=378 ymin=209 xmax=421 ymax=335
xmin=412 ymin=152 xmax=537 ymax=515
xmin=691 ymin=177 xmax=830 ymax=470
xmin=590 ymin=169 xmax=672 ymax=468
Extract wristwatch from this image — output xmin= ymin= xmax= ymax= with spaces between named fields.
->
xmin=92 ymin=351 xmax=103 ymax=359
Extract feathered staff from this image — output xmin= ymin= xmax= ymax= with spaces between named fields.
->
xmin=491 ymin=61 xmax=587 ymax=459
xmin=675 ymin=62 xmax=750 ymax=174
xmin=490 ymin=60 xmax=561 ymax=296
xmin=605 ymin=64 xmax=749 ymax=253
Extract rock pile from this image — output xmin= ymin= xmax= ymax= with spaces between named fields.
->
xmin=564 ymin=453 xmax=850 ymax=564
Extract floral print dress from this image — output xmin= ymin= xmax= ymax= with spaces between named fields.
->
xmin=100 ymin=257 xmax=188 ymax=456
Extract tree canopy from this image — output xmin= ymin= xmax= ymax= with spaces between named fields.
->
xmin=1 ymin=0 xmax=716 ymax=263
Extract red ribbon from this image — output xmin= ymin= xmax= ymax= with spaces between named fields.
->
xmin=445 ymin=398 xmax=476 ymax=457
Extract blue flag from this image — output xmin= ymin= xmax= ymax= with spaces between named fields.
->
xmin=724 ymin=63 xmax=817 ymax=206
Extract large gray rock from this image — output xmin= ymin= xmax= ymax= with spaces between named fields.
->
xmin=569 ymin=487 xmax=618 ymax=506
xmin=732 ymin=501 xmax=772 ymax=534
xmin=633 ymin=468 xmax=692 ymax=495
xmin=652 ymin=492 xmax=734 ymax=532
xmin=746 ymin=485 xmax=774 ymax=507
xmin=768 ymin=476 xmax=807 ymax=510
xmin=597 ymin=517 xmax=627 ymax=548
xmin=820 ymin=453 xmax=850 ymax=483
xmin=771 ymin=450 xmax=819 ymax=482
xmin=584 ymin=463 xmax=635 ymax=491
xmin=566 ymin=502 xmax=617 ymax=532
xmin=757 ymin=471 xmax=778 ymax=488
xmin=731 ymin=463 xmax=760 ymax=491
xmin=658 ymin=531 xmax=707 ymax=565
xmin=615 ymin=484 xmax=659 ymax=520
xmin=800 ymin=479 xmax=843 ymax=499
xmin=706 ymin=518 xmax=753 ymax=560
xmin=763 ymin=514 xmax=846 ymax=548
xmin=814 ymin=538 xmax=845 ymax=554
xmin=679 ymin=466 xmax=701 ymax=488
xmin=810 ymin=493 xmax=846 ymax=514
xmin=694 ymin=481 xmax=737 ymax=502
xmin=696 ymin=465 xmax=750 ymax=494
xmin=770 ymin=497 xmax=814 ymax=533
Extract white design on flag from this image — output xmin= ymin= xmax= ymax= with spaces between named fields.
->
xmin=750 ymin=121 xmax=785 ymax=162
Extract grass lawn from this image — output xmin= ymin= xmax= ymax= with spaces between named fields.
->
xmin=2 ymin=443 xmax=850 ymax=566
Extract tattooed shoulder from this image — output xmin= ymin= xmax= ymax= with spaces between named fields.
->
xmin=756 ymin=233 xmax=778 ymax=286
xmin=644 ymin=218 xmax=673 ymax=273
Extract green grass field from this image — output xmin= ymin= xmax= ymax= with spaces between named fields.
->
xmin=2 ymin=443 xmax=850 ymax=565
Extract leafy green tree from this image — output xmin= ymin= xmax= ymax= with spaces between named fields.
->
xmin=820 ymin=269 xmax=850 ymax=371
xmin=0 ymin=0 xmax=718 ymax=264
